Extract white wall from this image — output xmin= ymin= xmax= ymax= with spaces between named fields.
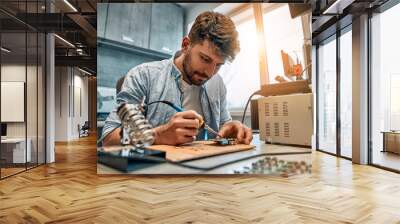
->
xmin=71 ymin=73 xmax=89 ymax=138
xmin=54 ymin=66 xmax=69 ymax=141
xmin=1 ymin=63 xmax=46 ymax=163
xmin=54 ymin=67 xmax=89 ymax=141
xmin=0 ymin=65 xmax=42 ymax=137
xmin=1 ymin=65 xmax=26 ymax=138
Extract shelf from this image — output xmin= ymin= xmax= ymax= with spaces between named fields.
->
xmin=98 ymin=37 xmax=172 ymax=60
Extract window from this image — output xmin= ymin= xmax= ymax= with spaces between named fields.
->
xmin=339 ymin=27 xmax=352 ymax=158
xmin=263 ymin=4 xmax=305 ymax=83
xmin=317 ymin=36 xmax=337 ymax=154
xmin=371 ymin=3 xmax=400 ymax=171
xmin=218 ymin=4 xmax=306 ymax=112
xmin=218 ymin=17 xmax=260 ymax=111
xmin=0 ymin=1 xmax=46 ymax=179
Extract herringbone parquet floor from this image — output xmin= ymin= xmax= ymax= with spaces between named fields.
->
xmin=1 ymin=135 xmax=400 ymax=223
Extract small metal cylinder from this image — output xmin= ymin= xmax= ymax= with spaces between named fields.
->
xmin=117 ymin=103 xmax=155 ymax=147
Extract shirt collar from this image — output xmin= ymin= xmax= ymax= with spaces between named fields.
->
xmin=170 ymin=59 xmax=181 ymax=80
xmin=169 ymin=51 xmax=182 ymax=80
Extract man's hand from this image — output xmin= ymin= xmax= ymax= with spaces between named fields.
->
xmin=153 ymin=110 xmax=202 ymax=145
xmin=218 ymin=121 xmax=252 ymax=145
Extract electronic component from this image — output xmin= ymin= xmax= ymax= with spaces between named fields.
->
xmin=257 ymin=93 xmax=313 ymax=147
xmin=214 ymin=138 xmax=236 ymax=146
xmin=117 ymin=103 xmax=155 ymax=147
xmin=233 ymin=156 xmax=311 ymax=177
xmin=98 ymin=102 xmax=160 ymax=172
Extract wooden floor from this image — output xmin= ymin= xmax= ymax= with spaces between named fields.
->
xmin=1 ymin=167 xmax=26 ymax=178
xmin=1 ymin=135 xmax=400 ymax=223
xmin=373 ymin=150 xmax=400 ymax=171
xmin=1 ymin=163 xmax=45 ymax=178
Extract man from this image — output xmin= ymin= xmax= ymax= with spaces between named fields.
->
xmin=116 ymin=75 xmax=126 ymax=94
xmin=102 ymin=11 xmax=252 ymax=146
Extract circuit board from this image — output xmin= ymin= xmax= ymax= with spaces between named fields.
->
xmin=213 ymin=138 xmax=237 ymax=145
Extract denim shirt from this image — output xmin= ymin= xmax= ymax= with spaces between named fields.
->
xmin=101 ymin=56 xmax=232 ymax=142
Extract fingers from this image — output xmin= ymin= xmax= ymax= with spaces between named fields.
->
xmin=173 ymin=118 xmax=200 ymax=129
xmin=176 ymin=128 xmax=197 ymax=145
xmin=218 ymin=125 xmax=231 ymax=138
xmin=218 ymin=121 xmax=241 ymax=139
xmin=177 ymin=135 xmax=196 ymax=145
xmin=218 ymin=121 xmax=253 ymax=145
xmin=173 ymin=110 xmax=203 ymax=129
xmin=236 ymin=125 xmax=245 ymax=143
xmin=236 ymin=126 xmax=252 ymax=144
xmin=167 ymin=112 xmax=253 ymax=145
xmin=243 ymin=127 xmax=253 ymax=145
xmin=177 ymin=110 xmax=203 ymax=120
xmin=153 ymin=123 xmax=197 ymax=145
xmin=176 ymin=127 xmax=198 ymax=137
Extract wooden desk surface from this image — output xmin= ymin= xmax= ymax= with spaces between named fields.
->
xmin=97 ymin=135 xmax=312 ymax=174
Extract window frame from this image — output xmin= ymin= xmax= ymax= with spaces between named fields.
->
xmin=221 ymin=5 xmax=260 ymax=116
xmin=368 ymin=0 xmax=400 ymax=173
xmin=0 ymin=1 xmax=48 ymax=180
xmin=315 ymin=24 xmax=353 ymax=161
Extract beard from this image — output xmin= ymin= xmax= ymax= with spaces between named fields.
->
xmin=182 ymin=50 xmax=208 ymax=86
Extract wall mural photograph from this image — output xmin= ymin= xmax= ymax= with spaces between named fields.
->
xmin=96 ymin=2 xmax=312 ymax=175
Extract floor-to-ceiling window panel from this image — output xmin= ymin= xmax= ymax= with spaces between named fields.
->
xmin=0 ymin=1 xmax=46 ymax=179
xmin=25 ymin=0 xmax=45 ymax=169
xmin=37 ymin=32 xmax=46 ymax=165
xmin=371 ymin=3 xmax=400 ymax=171
xmin=1 ymin=30 xmax=28 ymax=177
xmin=27 ymin=31 xmax=38 ymax=169
xmin=339 ymin=27 xmax=352 ymax=158
xmin=317 ymin=36 xmax=337 ymax=154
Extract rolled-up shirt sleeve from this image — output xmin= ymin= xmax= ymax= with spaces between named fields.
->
xmin=100 ymin=66 xmax=148 ymax=142
xmin=100 ymin=108 xmax=121 ymax=140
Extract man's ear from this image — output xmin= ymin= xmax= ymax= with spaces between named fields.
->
xmin=181 ymin=37 xmax=191 ymax=52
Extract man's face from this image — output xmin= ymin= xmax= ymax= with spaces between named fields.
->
xmin=182 ymin=40 xmax=225 ymax=86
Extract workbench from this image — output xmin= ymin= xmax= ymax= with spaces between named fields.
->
xmin=97 ymin=135 xmax=312 ymax=175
